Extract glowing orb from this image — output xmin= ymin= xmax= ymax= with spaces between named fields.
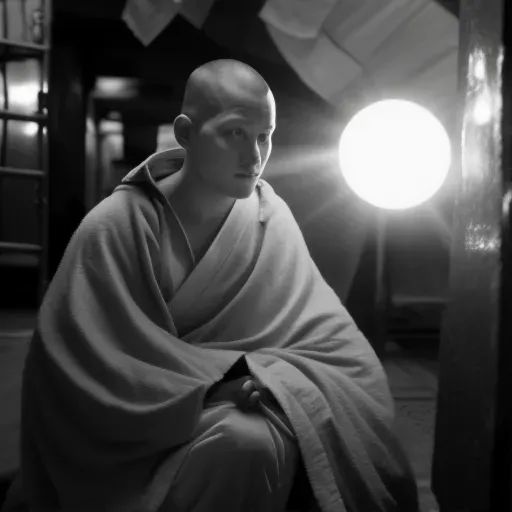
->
xmin=339 ymin=99 xmax=452 ymax=210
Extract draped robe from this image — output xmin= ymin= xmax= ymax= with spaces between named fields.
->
xmin=21 ymin=148 xmax=418 ymax=512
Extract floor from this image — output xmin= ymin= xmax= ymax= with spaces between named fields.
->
xmin=0 ymin=310 xmax=440 ymax=511
xmin=0 ymin=310 xmax=34 ymax=508
xmin=383 ymin=341 xmax=439 ymax=512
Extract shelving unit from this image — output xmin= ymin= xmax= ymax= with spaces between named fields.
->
xmin=0 ymin=0 xmax=51 ymax=305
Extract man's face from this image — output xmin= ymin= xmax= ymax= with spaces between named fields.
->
xmin=189 ymin=94 xmax=276 ymax=199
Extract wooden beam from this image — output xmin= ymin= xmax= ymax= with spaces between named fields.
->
xmin=55 ymin=0 xmax=125 ymax=19
xmin=47 ymin=40 xmax=90 ymax=277
xmin=431 ymin=0 xmax=512 ymax=509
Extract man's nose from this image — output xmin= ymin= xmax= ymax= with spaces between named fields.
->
xmin=251 ymin=141 xmax=261 ymax=165
xmin=244 ymin=140 xmax=261 ymax=166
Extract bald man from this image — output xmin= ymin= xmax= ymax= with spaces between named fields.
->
xmin=19 ymin=60 xmax=418 ymax=512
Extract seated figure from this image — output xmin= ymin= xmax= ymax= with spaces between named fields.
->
xmin=19 ymin=59 xmax=418 ymax=512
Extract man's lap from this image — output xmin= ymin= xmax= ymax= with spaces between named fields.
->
xmin=2 ymin=403 xmax=304 ymax=512
xmin=160 ymin=402 xmax=300 ymax=512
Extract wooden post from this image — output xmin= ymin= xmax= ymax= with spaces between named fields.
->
xmin=47 ymin=27 xmax=93 ymax=277
xmin=431 ymin=0 xmax=512 ymax=510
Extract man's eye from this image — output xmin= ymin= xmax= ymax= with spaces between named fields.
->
xmin=258 ymin=133 xmax=270 ymax=144
xmin=231 ymin=128 xmax=244 ymax=138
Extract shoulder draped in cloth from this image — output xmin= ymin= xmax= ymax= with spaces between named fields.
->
xmin=21 ymin=148 xmax=418 ymax=512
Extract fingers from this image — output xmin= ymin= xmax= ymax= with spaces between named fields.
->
xmin=237 ymin=379 xmax=262 ymax=410
xmin=248 ymin=390 xmax=261 ymax=406
xmin=241 ymin=379 xmax=256 ymax=395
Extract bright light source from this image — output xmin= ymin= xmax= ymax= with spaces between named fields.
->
xmin=100 ymin=119 xmax=123 ymax=134
xmin=472 ymin=93 xmax=493 ymax=125
xmin=23 ymin=122 xmax=39 ymax=136
xmin=0 ymin=83 xmax=39 ymax=108
xmin=339 ymin=99 xmax=452 ymax=210
xmin=95 ymin=77 xmax=138 ymax=98
xmin=96 ymin=77 xmax=127 ymax=94
xmin=473 ymin=57 xmax=486 ymax=81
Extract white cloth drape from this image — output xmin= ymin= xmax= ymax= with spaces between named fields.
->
xmin=259 ymin=0 xmax=459 ymax=126
xmin=122 ymin=0 xmax=217 ymax=46
xmin=259 ymin=0 xmax=338 ymax=39
xmin=122 ymin=0 xmax=458 ymax=127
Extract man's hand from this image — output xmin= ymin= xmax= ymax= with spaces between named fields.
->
xmin=205 ymin=376 xmax=294 ymax=434
xmin=238 ymin=378 xmax=262 ymax=409
xmin=205 ymin=376 xmax=262 ymax=410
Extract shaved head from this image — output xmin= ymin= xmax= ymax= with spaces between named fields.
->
xmin=173 ymin=59 xmax=276 ymax=201
xmin=181 ymin=59 xmax=275 ymax=127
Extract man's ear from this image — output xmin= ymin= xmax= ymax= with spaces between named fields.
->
xmin=174 ymin=114 xmax=193 ymax=150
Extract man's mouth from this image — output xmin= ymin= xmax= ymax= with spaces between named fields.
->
xmin=236 ymin=172 xmax=259 ymax=178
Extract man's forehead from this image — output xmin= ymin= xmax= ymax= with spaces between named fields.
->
xmin=214 ymin=105 xmax=275 ymax=126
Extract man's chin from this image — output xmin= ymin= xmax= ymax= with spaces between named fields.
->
xmin=221 ymin=178 xmax=259 ymax=199
xmin=234 ymin=182 xmax=260 ymax=199
xmin=208 ymin=177 xmax=260 ymax=200
xmin=227 ymin=190 xmax=254 ymax=200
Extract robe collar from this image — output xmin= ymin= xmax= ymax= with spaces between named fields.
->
xmin=120 ymin=147 xmax=270 ymax=223
xmin=121 ymin=147 xmax=186 ymax=187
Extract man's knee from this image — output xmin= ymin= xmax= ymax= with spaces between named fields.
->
xmin=216 ymin=410 xmax=277 ymax=465
xmin=163 ymin=407 xmax=300 ymax=511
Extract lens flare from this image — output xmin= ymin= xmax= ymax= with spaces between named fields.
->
xmin=339 ymin=99 xmax=452 ymax=210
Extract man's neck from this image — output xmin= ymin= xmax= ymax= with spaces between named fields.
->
xmin=168 ymin=163 xmax=236 ymax=227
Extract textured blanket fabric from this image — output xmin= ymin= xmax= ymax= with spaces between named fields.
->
xmin=21 ymin=149 xmax=418 ymax=512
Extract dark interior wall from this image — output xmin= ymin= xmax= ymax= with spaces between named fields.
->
xmin=123 ymin=121 xmax=158 ymax=167
xmin=386 ymin=196 xmax=454 ymax=301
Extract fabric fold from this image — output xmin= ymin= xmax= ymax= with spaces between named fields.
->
xmin=122 ymin=0 xmax=181 ymax=46
xmin=122 ymin=0 xmax=218 ymax=46
xmin=259 ymin=0 xmax=339 ymax=39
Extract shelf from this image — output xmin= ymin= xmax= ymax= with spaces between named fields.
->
xmin=0 ymin=252 xmax=39 ymax=268
xmin=0 ymin=110 xmax=47 ymax=123
xmin=0 ymin=241 xmax=42 ymax=254
xmin=0 ymin=38 xmax=49 ymax=60
xmin=0 ymin=166 xmax=44 ymax=179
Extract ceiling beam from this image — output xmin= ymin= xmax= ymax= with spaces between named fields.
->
xmin=55 ymin=0 xmax=125 ymax=19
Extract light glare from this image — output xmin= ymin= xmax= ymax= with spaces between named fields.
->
xmin=23 ymin=122 xmax=39 ymax=136
xmin=339 ymin=99 xmax=452 ymax=210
